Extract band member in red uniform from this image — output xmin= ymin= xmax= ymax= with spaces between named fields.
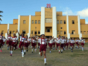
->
xmin=39 ymin=34 xmax=47 ymax=65
xmin=48 ymin=37 xmax=53 ymax=53
xmin=10 ymin=34 xmax=17 ymax=56
xmin=0 ymin=33 xmax=3 ymax=52
xmin=66 ymin=38 xmax=70 ymax=49
xmin=80 ymin=38 xmax=85 ymax=51
xmin=55 ymin=36 xmax=61 ymax=53
xmin=31 ymin=37 xmax=37 ymax=53
xmin=75 ymin=38 xmax=79 ymax=48
xmin=27 ymin=37 xmax=31 ymax=52
xmin=38 ymin=36 xmax=40 ymax=48
xmin=6 ymin=30 xmax=12 ymax=50
xmin=70 ymin=38 xmax=75 ymax=52
xmin=24 ymin=36 xmax=29 ymax=55
xmin=19 ymin=33 xmax=25 ymax=57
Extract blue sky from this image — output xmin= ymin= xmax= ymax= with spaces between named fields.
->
xmin=0 ymin=0 xmax=88 ymax=24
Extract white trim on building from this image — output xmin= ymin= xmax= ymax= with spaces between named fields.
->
xmin=66 ymin=15 xmax=70 ymax=39
xmin=41 ymin=7 xmax=45 ymax=35
xmin=52 ymin=7 xmax=57 ymax=38
xmin=17 ymin=15 xmax=20 ymax=38
xmin=28 ymin=15 xmax=31 ymax=37
xmin=78 ymin=15 xmax=82 ymax=39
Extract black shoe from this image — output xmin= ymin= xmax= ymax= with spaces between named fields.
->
xmin=61 ymin=52 xmax=63 ymax=53
xmin=32 ymin=52 xmax=33 ymax=53
xmin=27 ymin=50 xmax=28 ymax=52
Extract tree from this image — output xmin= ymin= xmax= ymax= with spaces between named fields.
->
xmin=0 ymin=11 xmax=3 ymax=24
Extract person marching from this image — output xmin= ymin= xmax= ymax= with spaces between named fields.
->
xmin=10 ymin=34 xmax=17 ymax=56
xmin=80 ymin=38 xmax=85 ymax=51
xmin=75 ymin=38 xmax=79 ymax=49
xmin=66 ymin=38 xmax=70 ymax=49
xmin=27 ymin=37 xmax=31 ymax=52
xmin=39 ymin=34 xmax=47 ymax=65
xmin=31 ymin=37 xmax=37 ymax=53
xmin=24 ymin=35 xmax=29 ymax=55
xmin=19 ymin=33 xmax=25 ymax=57
xmin=6 ymin=30 xmax=12 ymax=50
xmin=55 ymin=36 xmax=61 ymax=53
xmin=38 ymin=36 xmax=41 ymax=49
xmin=48 ymin=36 xmax=53 ymax=53
xmin=70 ymin=38 xmax=75 ymax=52
xmin=0 ymin=33 xmax=3 ymax=52
xmin=60 ymin=37 xmax=65 ymax=53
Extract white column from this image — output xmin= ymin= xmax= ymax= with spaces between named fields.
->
xmin=5 ymin=23 xmax=10 ymax=39
xmin=28 ymin=15 xmax=31 ymax=37
xmin=17 ymin=15 xmax=20 ymax=38
xmin=78 ymin=15 xmax=82 ymax=39
xmin=52 ymin=7 xmax=57 ymax=38
xmin=66 ymin=15 xmax=70 ymax=39
xmin=40 ymin=7 xmax=45 ymax=34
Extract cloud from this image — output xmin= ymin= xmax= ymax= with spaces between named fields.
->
xmin=63 ymin=7 xmax=74 ymax=15
xmin=85 ymin=22 xmax=88 ymax=24
xmin=77 ymin=8 xmax=88 ymax=17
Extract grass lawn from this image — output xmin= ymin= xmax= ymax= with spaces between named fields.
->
xmin=0 ymin=43 xmax=88 ymax=66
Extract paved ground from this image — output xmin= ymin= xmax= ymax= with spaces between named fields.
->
xmin=0 ymin=43 xmax=88 ymax=66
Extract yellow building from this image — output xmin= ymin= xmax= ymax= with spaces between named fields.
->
xmin=0 ymin=6 xmax=88 ymax=41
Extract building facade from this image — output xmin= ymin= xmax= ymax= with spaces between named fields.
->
xmin=0 ymin=6 xmax=88 ymax=41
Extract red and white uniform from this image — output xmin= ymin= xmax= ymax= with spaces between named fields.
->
xmin=70 ymin=40 xmax=75 ymax=46
xmin=39 ymin=38 xmax=47 ymax=52
xmin=0 ymin=35 xmax=3 ymax=45
xmin=27 ymin=38 xmax=31 ymax=45
xmin=6 ymin=36 xmax=12 ymax=45
xmin=56 ymin=38 xmax=61 ymax=47
xmin=61 ymin=39 xmax=65 ymax=48
xmin=81 ymin=39 xmax=85 ymax=46
xmin=19 ymin=37 xmax=25 ymax=48
xmin=24 ymin=40 xmax=29 ymax=47
xmin=31 ymin=39 xmax=36 ymax=47
xmin=66 ymin=39 xmax=70 ymax=46
xmin=38 ymin=38 xmax=41 ymax=46
xmin=49 ymin=39 xmax=53 ymax=48
xmin=75 ymin=40 xmax=79 ymax=45
xmin=12 ymin=37 xmax=17 ymax=46
xmin=3 ymin=38 xmax=6 ymax=45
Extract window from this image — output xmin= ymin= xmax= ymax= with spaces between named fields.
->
xmin=23 ymin=20 xmax=26 ymax=24
xmin=1 ymin=30 xmax=4 ymax=34
xmin=10 ymin=31 xmax=12 ymax=34
xmin=60 ymin=31 xmax=62 ymax=34
xmin=71 ymin=30 xmax=75 ymax=34
xmin=64 ymin=31 xmax=66 ymax=34
xmin=47 ymin=28 xmax=50 ymax=32
xmin=60 ymin=20 xmax=62 ymax=24
xmin=22 ymin=30 xmax=26 ymax=34
xmin=32 ymin=20 xmax=34 ymax=24
xmin=35 ymin=20 xmax=37 ymax=24
xmin=64 ymin=20 xmax=66 ymax=24
xmin=57 ymin=20 xmax=59 ymax=24
xmin=81 ymin=31 xmax=82 ymax=33
xmin=45 ymin=18 xmax=52 ymax=23
xmin=57 ymin=31 xmax=59 ymax=34
xmin=38 ymin=31 xmax=40 ymax=34
xmin=35 ymin=31 xmax=37 ymax=34
xmin=31 ymin=31 xmax=33 ymax=34
xmin=61 ymin=27 xmax=62 ymax=29
xmin=38 ymin=20 xmax=40 ymax=24
xmin=72 ymin=20 xmax=75 ymax=24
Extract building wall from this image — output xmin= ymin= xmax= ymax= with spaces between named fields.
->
xmin=31 ymin=16 xmax=41 ymax=36
xmin=20 ymin=16 xmax=29 ymax=35
xmin=80 ymin=19 xmax=85 ymax=24
xmin=13 ymin=19 xmax=18 ymax=24
xmin=57 ymin=16 xmax=67 ymax=37
xmin=0 ymin=24 xmax=7 ymax=36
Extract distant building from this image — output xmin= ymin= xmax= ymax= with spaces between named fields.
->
xmin=0 ymin=5 xmax=88 ymax=41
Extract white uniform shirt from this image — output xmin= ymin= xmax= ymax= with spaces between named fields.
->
xmin=70 ymin=40 xmax=75 ymax=43
xmin=12 ymin=37 xmax=17 ymax=42
xmin=75 ymin=40 xmax=79 ymax=42
xmin=27 ymin=38 xmax=31 ymax=42
xmin=56 ymin=38 xmax=61 ymax=43
xmin=49 ymin=39 xmax=53 ymax=43
xmin=81 ymin=39 xmax=85 ymax=43
xmin=67 ymin=40 xmax=70 ymax=43
xmin=7 ymin=36 xmax=12 ymax=40
xmin=20 ymin=37 xmax=25 ymax=42
xmin=38 ymin=38 xmax=47 ymax=45
xmin=31 ymin=39 xmax=36 ymax=43
xmin=3 ymin=38 xmax=6 ymax=42
xmin=61 ymin=39 xmax=65 ymax=44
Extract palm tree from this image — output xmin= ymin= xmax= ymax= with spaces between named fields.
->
xmin=0 ymin=11 xmax=3 ymax=24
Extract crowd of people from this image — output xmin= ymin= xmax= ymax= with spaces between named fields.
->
xmin=0 ymin=30 xmax=86 ymax=65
